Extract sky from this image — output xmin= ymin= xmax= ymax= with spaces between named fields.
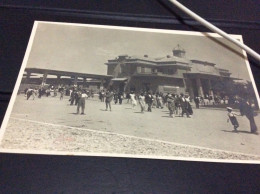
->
xmin=26 ymin=22 xmax=251 ymax=80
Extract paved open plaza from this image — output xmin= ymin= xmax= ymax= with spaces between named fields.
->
xmin=1 ymin=95 xmax=260 ymax=161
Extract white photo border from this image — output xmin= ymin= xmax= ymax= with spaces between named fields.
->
xmin=0 ymin=21 xmax=259 ymax=164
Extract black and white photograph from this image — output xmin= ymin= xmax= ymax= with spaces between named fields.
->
xmin=0 ymin=21 xmax=259 ymax=163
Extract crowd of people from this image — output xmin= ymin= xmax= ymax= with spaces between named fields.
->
xmin=23 ymin=85 xmax=258 ymax=134
xmin=193 ymin=94 xmax=235 ymax=108
xmin=98 ymin=90 xmax=193 ymax=118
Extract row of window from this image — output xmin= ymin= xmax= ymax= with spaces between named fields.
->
xmin=115 ymin=65 xmax=178 ymax=75
xmin=136 ymin=66 xmax=177 ymax=75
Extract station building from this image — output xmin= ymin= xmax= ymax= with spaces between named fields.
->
xmin=105 ymin=45 xmax=239 ymax=98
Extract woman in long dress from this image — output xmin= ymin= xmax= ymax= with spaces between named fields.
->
xmin=130 ymin=92 xmax=137 ymax=109
xmin=139 ymin=93 xmax=146 ymax=113
xmin=157 ymin=94 xmax=164 ymax=109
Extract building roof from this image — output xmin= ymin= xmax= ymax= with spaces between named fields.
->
xmin=190 ymin=60 xmax=216 ymax=66
xmin=106 ymin=54 xmax=190 ymax=67
xmin=189 ymin=65 xmax=220 ymax=76
xmin=155 ymin=55 xmax=190 ymax=64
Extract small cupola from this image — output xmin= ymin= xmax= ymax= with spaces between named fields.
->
xmin=173 ymin=44 xmax=186 ymax=58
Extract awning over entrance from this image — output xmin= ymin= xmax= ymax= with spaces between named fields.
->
xmin=111 ymin=78 xmax=128 ymax=81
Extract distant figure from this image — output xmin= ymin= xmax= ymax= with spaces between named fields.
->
xmin=174 ymin=95 xmax=181 ymax=116
xmin=157 ymin=94 xmax=164 ymax=109
xmin=126 ymin=92 xmax=131 ymax=103
xmin=24 ymin=88 xmax=28 ymax=96
xmin=75 ymin=91 xmax=80 ymax=105
xmin=118 ymin=92 xmax=123 ymax=105
xmin=38 ymin=87 xmax=43 ymax=98
xmin=101 ymin=90 xmax=105 ymax=102
xmin=26 ymin=88 xmax=35 ymax=100
xmin=105 ymin=90 xmax=113 ymax=111
xmin=90 ymin=90 xmax=94 ymax=98
xmin=53 ymin=88 xmax=58 ymax=97
xmin=77 ymin=90 xmax=88 ymax=114
xmin=139 ymin=93 xmax=146 ymax=113
xmin=46 ymin=89 xmax=51 ymax=97
xmin=114 ymin=92 xmax=118 ymax=104
xmin=167 ymin=94 xmax=175 ymax=118
xmin=180 ymin=94 xmax=192 ymax=118
xmin=194 ymin=96 xmax=200 ymax=109
xmin=70 ymin=90 xmax=76 ymax=105
xmin=60 ymin=89 xmax=64 ymax=100
xmin=130 ymin=92 xmax=137 ymax=109
xmin=145 ymin=93 xmax=153 ymax=112
xmin=227 ymin=107 xmax=239 ymax=132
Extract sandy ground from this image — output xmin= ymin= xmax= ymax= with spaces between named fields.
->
xmin=1 ymin=95 xmax=260 ymax=161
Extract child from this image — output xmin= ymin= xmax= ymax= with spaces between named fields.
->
xmin=227 ymin=107 xmax=239 ymax=132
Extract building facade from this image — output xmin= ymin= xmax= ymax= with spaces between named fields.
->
xmin=105 ymin=45 xmax=238 ymax=98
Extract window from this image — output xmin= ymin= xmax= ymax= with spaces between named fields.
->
xmin=152 ymin=68 xmax=157 ymax=73
xmin=137 ymin=66 xmax=141 ymax=73
xmin=145 ymin=68 xmax=152 ymax=73
xmin=118 ymin=65 xmax=122 ymax=74
xmin=168 ymin=68 xmax=176 ymax=75
xmin=141 ymin=67 xmax=145 ymax=73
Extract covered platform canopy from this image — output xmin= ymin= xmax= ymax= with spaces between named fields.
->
xmin=25 ymin=68 xmax=112 ymax=80
xmin=24 ymin=68 xmax=113 ymax=86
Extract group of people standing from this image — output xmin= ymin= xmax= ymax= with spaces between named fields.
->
xmin=193 ymin=94 xmax=239 ymax=108
xmin=166 ymin=93 xmax=193 ymax=118
xmin=123 ymin=91 xmax=193 ymax=118
xmin=69 ymin=88 xmax=88 ymax=114
xmin=25 ymin=85 xmax=65 ymax=100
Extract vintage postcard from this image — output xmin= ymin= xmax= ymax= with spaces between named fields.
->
xmin=0 ymin=21 xmax=259 ymax=163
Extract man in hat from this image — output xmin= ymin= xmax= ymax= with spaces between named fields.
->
xmin=145 ymin=92 xmax=153 ymax=112
xmin=180 ymin=93 xmax=191 ymax=118
xmin=77 ymin=90 xmax=88 ymax=115
xmin=239 ymin=99 xmax=258 ymax=134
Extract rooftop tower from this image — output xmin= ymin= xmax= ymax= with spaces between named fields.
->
xmin=173 ymin=44 xmax=186 ymax=58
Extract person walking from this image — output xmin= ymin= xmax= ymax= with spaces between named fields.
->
xmin=126 ymin=92 xmax=131 ymax=104
xmin=77 ymin=90 xmax=88 ymax=114
xmin=180 ymin=94 xmax=191 ymax=118
xmin=194 ymin=96 xmax=200 ymax=109
xmin=175 ymin=95 xmax=181 ymax=116
xmin=139 ymin=93 xmax=146 ymax=113
xmin=114 ymin=91 xmax=118 ymax=104
xmin=105 ymin=90 xmax=113 ymax=111
xmin=130 ymin=91 xmax=137 ymax=109
xmin=167 ymin=94 xmax=175 ymax=118
xmin=157 ymin=94 xmax=164 ymax=109
xmin=26 ymin=88 xmax=33 ymax=100
xmin=75 ymin=90 xmax=80 ymax=106
xmin=60 ymin=88 xmax=64 ymax=100
xmin=70 ymin=90 xmax=75 ymax=105
xmin=118 ymin=91 xmax=123 ymax=105
xmin=145 ymin=92 xmax=153 ymax=112
xmin=101 ymin=90 xmax=105 ymax=102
